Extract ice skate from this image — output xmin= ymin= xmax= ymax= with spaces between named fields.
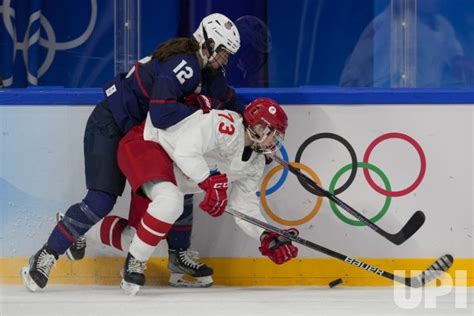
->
xmin=168 ymin=249 xmax=213 ymax=288
xmin=121 ymin=252 xmax=147 ymax=295
xmin=56 ymin=212 xmax=86 ymax=260
xmin=21 ymin=244 xmax=58 ymax=292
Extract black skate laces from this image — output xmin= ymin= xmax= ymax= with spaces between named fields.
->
xmin=34 ymin=250 xmax=56 ymax=277
xmin=128 ymin=256 xmax=147 ymax=274
xmin=178 ymin=250 xmax=204 ymax=269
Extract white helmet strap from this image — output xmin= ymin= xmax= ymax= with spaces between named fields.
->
xmin=198 ymin=48 xmax=209 ymax=68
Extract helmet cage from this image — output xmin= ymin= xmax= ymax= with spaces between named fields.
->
xmin=247 ymin=124 xmax=284 ymax=154
xmin=202 ymin=26 xmax=235 ymax=71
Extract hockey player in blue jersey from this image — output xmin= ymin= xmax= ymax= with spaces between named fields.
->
xmin=22 ymin=13 xmax=243 ymax=291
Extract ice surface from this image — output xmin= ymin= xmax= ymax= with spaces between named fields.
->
xmin=1 ymin=285 xmax=472 ymax=316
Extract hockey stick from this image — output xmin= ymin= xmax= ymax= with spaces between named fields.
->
xmin=226 ymin=208 xmax=452 ymax=288
xmin=270 ymin=154 xmax=425 ymax=245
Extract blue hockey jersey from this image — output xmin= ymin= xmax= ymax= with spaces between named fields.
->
xmin=103 ymin=53 xmax=244 ymax=134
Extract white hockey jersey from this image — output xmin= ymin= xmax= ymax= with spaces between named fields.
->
xmin=143 ymin=109 xmax=266 ymax=239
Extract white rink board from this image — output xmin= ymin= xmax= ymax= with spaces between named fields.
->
xmin=0 ymin=105 xmax=472 ymax=258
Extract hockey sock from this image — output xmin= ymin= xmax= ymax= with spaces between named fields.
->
xmin=167 ymin=194 xmax=193 ymax=250
xmin=99 ymin=215 xmax=133 ymax=251
xmin=129 ymin=182 xmax=184 ymax=262
xmin=47 ymin=190 xmax=117 ymax=254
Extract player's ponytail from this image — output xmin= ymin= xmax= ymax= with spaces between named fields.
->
xmin=152 ymin=37 xmax=200 ymax=62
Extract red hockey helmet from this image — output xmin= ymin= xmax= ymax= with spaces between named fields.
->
xmin=244 ymin=98 xmax=288 ymax=133
xmin=243 ymin=98 xmax=288 ymax=153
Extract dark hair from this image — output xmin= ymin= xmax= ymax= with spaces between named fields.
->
xmin=152 ymin=37 xmax=200 ymax=62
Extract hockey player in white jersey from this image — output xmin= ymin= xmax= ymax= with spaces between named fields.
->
xmin=116 ymin=97 xmax=298 ymax=295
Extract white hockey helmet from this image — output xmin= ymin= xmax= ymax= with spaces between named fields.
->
xmin=193 ymin=13 xmax=241 ymax=66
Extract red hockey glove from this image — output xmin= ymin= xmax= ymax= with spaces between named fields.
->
xmin=259 ymin=228 xmax=299 ymax=264
xmin=184 ymin=94 xmax=222 ymax=114
xmin=198 ymin=174 xmax=229 ymax=217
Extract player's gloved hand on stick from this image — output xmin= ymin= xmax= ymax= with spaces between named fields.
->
xmin=198 ymin=173 xmax=228 ymax=217
xmin=259 ymin=228 xmax=299 ymax=264
xmin=184 ymin=94 xmax=222 ymax=114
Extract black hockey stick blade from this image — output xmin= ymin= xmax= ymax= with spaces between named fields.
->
xmin=225 ymin=208 xmax=453 ymax=288
xmin=389 ymin=210 xmax=426 ymax=245
xmin=399 ymin=254 xmax=454 ymax=288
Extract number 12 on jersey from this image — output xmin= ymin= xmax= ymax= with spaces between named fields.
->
xmin=173 ymin=60 xmax=194 ymax=84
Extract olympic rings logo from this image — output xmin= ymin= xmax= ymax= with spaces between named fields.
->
xmin=0 ymin=0 xmax=97 ymax=86
xmin=258 ymin=132 xmax=426 ymax=227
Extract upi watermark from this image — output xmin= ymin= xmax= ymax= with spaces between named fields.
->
xmin=393 ymin=270 xmax=467 ymax=309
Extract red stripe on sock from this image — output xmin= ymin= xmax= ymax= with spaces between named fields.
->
xmin=100 ymin=216 xmax=119 ymax=246
xmin=136 ymin=226 xmax=164 ymax=246
xmin=142 ymin=212 xmax=173 ymax=231
xmin=111 ymin=218 xmax=128 ymax=251
xmin=57 ymin=223 xmax=76 ymax=243
xmin=136 ymin=212 xmax=173 ymax=246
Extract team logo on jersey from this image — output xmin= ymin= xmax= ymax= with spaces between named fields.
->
xmin=105 ymin=84 xmax=117 ymax=97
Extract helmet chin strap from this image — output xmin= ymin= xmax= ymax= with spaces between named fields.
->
xmin=200 ymin=25 xmax=214 ymax=68
xmin=198 ymin=49 xmax=209 ymax=68
xmin=199 ymin=22 xmax=232 ymax=73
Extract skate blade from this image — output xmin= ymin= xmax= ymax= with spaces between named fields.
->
xmin=20 ymin=266 xmax=39 ymax=292
xmin=169 ymin=274 xmax=213 ymax=288
xmin=120 ymin=279 xmax=140 ymax=296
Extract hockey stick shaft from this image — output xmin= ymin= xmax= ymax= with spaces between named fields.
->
xmin=226 ymin=208 xmax=452 ymax=288
xmin=270 ymin=154 xmax=423 ymax=244
xmin=272 ymin=155 xmax=389 ymax=231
